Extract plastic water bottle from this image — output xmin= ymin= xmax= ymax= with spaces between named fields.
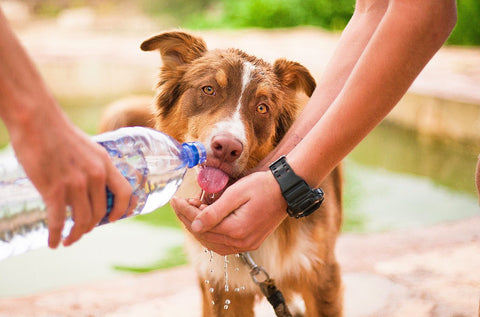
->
xmin=0 ymin=127 xmax=206 ymax=261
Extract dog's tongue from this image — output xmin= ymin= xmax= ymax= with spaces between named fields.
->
xmin=197 ymin=166 xmax=230 ymax=194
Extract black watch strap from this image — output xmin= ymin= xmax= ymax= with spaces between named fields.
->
xmin=269 ymin=156 xmax=324 ymax=218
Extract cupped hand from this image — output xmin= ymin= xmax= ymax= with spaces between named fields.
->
xmin=171 ymin=171 xmax=287 ymax=255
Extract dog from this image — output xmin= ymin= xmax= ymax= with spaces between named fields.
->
xmin=99 ymin=31 xmax=343 ymax=317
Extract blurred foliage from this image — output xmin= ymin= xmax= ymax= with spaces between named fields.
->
xmin=140 ymin=0 xmax=216 ymax=19
xmin=215 ymin=0 xmax=355 ymax=30
xmin=448 ymin=0 xmax=480 ymax=46
xmin=19 ymin=0 xmax=480 ymax=45
xmin=25 ymin=0 xmax=124 ymax=16
xmin=113 ymin=245 xmax=187 ymax=273
xmin=133 ymin=204 xmax=182 ymax=229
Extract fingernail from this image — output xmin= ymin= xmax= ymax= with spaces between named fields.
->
xmin=192 ymin=219 xmax=203 ymax=232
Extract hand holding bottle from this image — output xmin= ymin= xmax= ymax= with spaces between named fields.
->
xmin=0 ymin=127 xmax=205 ymax=261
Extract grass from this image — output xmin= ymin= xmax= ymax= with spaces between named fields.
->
xmin=113 ymin=245 xmax=188 ymax=273
xmin=111 ymin=204 xmax=186 ymax=273
xmin=132 ymin=204 xmax=182 ymax=229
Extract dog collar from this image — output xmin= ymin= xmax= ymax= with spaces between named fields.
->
xmin=269 ymin=156 xmax=324 ymax=218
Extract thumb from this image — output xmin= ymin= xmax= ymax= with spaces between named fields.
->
xmin=191 ymin=188 xmax=245 ymax=233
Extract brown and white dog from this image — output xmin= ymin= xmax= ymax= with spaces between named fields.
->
xmin=99 ymin=31 xmax=343 ymax=317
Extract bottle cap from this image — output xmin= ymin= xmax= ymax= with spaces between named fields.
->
xmin=182 ymin=142 xmax=207 ymax=168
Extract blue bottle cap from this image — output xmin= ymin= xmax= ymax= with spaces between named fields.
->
xmin=182 ymin=142 xmax=207 ymax=168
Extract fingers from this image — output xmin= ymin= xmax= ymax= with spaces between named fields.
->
xmin=171 ymin=196 xmax=245 ymax=255
xmin=88 ymin=167 xmax=107 ymax=230
xmin=171 ymin=196 xmax=201 ymax=223
xmin=46 ymin=192 xmax=66 ymax=249
xmin=105 ymin=165 xmax=133 ymax=222
xmin=191 ymin=188 xmax=245 ymax=233
xmin=63 ymin=182 xmax=91 ymax=247
xmin=50 ymin=151 xmax=132 ymax=248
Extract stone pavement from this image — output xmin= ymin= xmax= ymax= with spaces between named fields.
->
xmin=1 ymin=216 xmax=479 ymax=317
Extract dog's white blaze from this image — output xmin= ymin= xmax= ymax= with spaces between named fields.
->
xmin=208 ymin=115 xmax=246 ymax=145
xmin=205 ymin=61 xmax=256 ymax=146
xmin=236 ymin=61 xmax=256 ymax=113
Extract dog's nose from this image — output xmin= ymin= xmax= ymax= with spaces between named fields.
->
xmin=211 ymin=135 xmax=243 ymax=163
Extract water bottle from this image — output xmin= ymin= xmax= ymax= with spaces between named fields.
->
xmin=0 ymin=127 xmax=206 ymax=261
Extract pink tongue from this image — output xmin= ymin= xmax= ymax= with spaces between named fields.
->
xmin=197 ymin=167 xmax=230 ymax=194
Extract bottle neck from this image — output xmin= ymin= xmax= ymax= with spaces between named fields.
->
xmin=182 ymin=142 xmax=207 ymax=168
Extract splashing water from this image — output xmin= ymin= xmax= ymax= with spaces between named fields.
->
xmin=199 ymin=191 xmax=246 ymax=310
xmin=203 ymin=249 xmax=247 ymax=310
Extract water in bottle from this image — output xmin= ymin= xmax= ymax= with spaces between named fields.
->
xmin=0 ymin=127 xmax=206 ymax=261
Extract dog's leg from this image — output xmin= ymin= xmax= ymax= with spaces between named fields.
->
xmin=199 ymin=278 xmax=256 ymax=317
xmin=199 ymin=277 xmax=215 ymax=317
xmin=301 ymin=262 xmax=343 ymax=317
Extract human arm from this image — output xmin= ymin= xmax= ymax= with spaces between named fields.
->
xmin=0 ymin=9 xmax=133 ymax=248
xmin=174 ymin=0 xmax=457 ymax=255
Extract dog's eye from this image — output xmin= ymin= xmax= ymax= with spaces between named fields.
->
xmin=256 ymin=104 xmax=269 ymax=114
xmin=201 ymin=86 xmax=215 ymax=96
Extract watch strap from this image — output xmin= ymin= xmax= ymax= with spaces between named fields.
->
xmin=269 ymin=156 xmax=324 ymax=218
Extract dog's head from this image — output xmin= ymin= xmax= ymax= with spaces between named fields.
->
xmin=141 ymin=31 xmax=315 ymax=196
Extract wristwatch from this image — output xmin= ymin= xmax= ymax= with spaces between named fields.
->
xmin=269 ymin=156 xmax=324 ymax=218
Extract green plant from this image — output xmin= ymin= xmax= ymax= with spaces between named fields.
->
xmin=132 ymin=204 xmax=182 ymax=229
xmin=448 ymin=0 xmax=480 ymax=45
xmin=113 ymin=245 xmax=187 ymax=273
xmin=216 ymin=0 xmax=354 ymax=30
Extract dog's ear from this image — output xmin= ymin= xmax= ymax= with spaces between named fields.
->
xmin=141 ymin=31 xmax=207 ymax=69
xmin=273 ymin=59 xmax=316 ymax=97
xmin=273 ymin=59 xmax=316 ymax=144
xmin=141 ymin=31 xmax=207 ymax=121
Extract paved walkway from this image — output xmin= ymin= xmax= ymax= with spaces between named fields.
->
xmin=1 ymin=216 xmax=479 ymax=317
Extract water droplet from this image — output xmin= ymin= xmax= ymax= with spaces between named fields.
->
xmin=234 ymin=287 xmax=240 ymax=292
xmin=224 ymin=255 xmax=229 ymax=293
xmin=211 ymin=300 xmax=215 ymax=305
xmin=240 ymin=286 xmax=246 ymax=291
xmin=224 ymin=305 xmax=229 ymax=310
xmin=209 ymin=250 xmax=214 ymax=262
xmin=235 ymin=267 xmax=239 ymax=271
xmin=209 ymin=288 xmax=214 ymax=293
xmin=225 ymin=299 xmax=231 ymax=305
xmin=204 ymin=280 xmax=210 ymax=284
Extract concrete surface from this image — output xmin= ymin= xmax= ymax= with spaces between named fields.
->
xmin=0 ymin=216 xmax=479 ymax=317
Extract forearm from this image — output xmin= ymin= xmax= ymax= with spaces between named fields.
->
xmin=258 ymin=0 xmax=388 ymax=168
xmin=0 ymin=9 xmax=65 ymax=136
xmin=289 ymin=0 xmax=457 ymax=186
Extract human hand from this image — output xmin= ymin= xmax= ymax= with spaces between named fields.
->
xmin=171 ymin=171 xmax=287 ymax=255
xmin=9 ymin=110 xmax=133 ymax=249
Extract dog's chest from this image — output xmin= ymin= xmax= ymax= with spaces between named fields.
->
xmin=184 ymin=224 xmax=321 ymax=293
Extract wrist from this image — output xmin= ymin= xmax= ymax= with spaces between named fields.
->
xmin=269 ymin=156 xmax=324 ymax=218
xmin=5 ymin=92 xmax=71 ymax=149
xmin=264 ymin=170 xmax=289 ymax=220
